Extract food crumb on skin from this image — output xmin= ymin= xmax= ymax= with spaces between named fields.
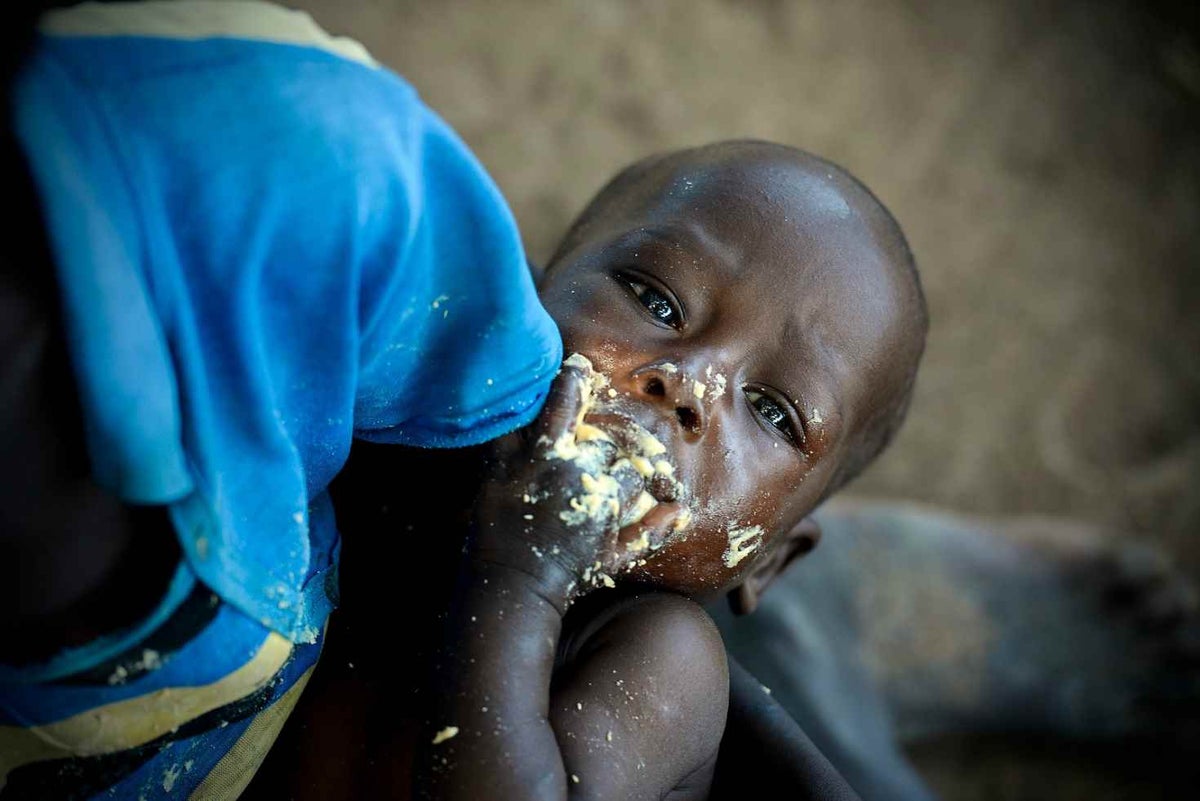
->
xmin=563 ymin=352 xmax=597 ymax=373
xmin=625 ymin=529 xmax=651 ymax=553
xmin=619 ymin=491 xmax=656 ymax=527
xmin=571 ymin=774 xmax=581 ymax=784
xmin=548 ymin=354 xmax=704 ymax=573
xmin=705 ymin=365 xmax=728 ymax=400
xmin=575 ymin=422 xmax=612 ymax=443
xmin=606 ymin=731 xmax=613 ymax=742
xmin=629 ymin=455 xmax=655 ymax=476
xmin=432 ymin=726 xmax=459 ymax=744
xmin=597 ymin=572 xmax=616 ymax=588
xmin=633 ymin=428 xmax=667 ymax=458
xmin=723 ymin=525 xmax=764 ymax=568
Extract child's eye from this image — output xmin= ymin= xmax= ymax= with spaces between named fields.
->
xmin=618 ymin=274 xmax=683 ymax=329
xmin=745 ymin=388 xmax=802 ymax=446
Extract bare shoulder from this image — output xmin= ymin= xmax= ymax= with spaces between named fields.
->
xmin=552 ymin=591 xmax=729 ymax=801
xmin=561 ymin=590 xmax=728 ymax=695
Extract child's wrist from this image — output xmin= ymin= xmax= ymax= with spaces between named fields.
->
xmin=465 ymin=543 xmax=580 ymax=616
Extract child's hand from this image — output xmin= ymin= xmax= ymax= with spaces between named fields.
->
xmin=470 ymin=361 xmax=680 ymax=606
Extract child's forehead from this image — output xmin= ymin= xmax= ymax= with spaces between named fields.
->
xmin=660 ymin=154 xmax=855 ymax=215
xmin=618 ymin=153 xmax=891 ymax=271
xmin=610 ymin=158 xmax=896 ymax=306
xmin=620 ymin=152 xmax=915 ymax=430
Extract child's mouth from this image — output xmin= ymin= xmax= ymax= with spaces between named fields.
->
xmin=554 ymin=354 xmax=693 ymax=563
xmin=579 ymin=410 xmax=692 ymax=563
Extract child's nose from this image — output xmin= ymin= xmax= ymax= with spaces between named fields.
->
xmin=635 ymin=364 xmax=707 ymax=438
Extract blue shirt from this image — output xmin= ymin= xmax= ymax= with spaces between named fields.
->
xmin=11 ymin=2 xmax=563 ymax=646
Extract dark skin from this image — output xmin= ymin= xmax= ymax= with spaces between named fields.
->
xmin=1 ymin=139 xmax=918 ymax=798
xmin=248 ymin=143 xmax=917 ymax=798
xmin=411 ymin=143 xmax=921 ymax=799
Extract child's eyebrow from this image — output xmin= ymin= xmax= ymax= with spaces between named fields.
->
xmin=610 ymin=225 xmax=699 ymax=252
xmin=606 ymin=223 xmax=740 ymax=275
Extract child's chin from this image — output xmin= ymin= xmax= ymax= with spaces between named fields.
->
xmin=615 ymin=545 xmax=731 ymax=598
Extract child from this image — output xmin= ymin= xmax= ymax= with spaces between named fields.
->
xmin=1 ymin=4 xmax=926 ymax=800
xmin=438 ymin=138 xmax=927 ymax=801
xmin=254 ymin=139 xmax=926 ymax=800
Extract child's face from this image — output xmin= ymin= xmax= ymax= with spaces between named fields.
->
xmin=538 ymin=148 xmax=918 ymax=598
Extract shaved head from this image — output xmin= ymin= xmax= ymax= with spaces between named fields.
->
xmin=550 ymin=140 xmax=927 ymax=495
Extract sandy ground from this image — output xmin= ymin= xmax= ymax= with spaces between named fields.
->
xmin=293 ymin=1 xmax=1200 ymax=797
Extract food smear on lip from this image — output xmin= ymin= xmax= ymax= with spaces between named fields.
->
xmin=619 ymin=490 xmax=656 ymax=528
xmin=625 ymin=529 xmax=651 ymax=553
xmin=628 ymin=455 xmax=654 ymax=476
xmin=543 ymin=354 xmax=693 ymax=580
xmin=723 ymin=524 xmax=764 ymax=568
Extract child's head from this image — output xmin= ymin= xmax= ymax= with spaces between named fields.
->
xmin=537 ymin=140 xmax=927 ymax=611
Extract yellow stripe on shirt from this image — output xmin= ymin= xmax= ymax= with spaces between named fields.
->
xmin=39 ymin=1 xmax=377 ymax=68
xmin=188 ymin=663 xmax=314 ymax=800
xmin=0 ymin=631 xmax=292 ymax=788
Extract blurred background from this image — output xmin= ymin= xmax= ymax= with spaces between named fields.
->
xmin=296 ymin=1 xmax=1200 ymax=797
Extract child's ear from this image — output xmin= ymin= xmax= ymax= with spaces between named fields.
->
xmin=726 ymin=516 xmax=821 ymax=616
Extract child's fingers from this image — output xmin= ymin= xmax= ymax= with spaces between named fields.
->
xmin=610 ymin=459 xmax=646 ymax=515
xmin=485 ymin=428 xmax=526 ymax=465
xmin=614 ymin=501 xmax=683 ymax=564
xmin=530 ymin=363 xmax=590 ymax=454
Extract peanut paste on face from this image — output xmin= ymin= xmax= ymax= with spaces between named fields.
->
xmin=723 ymin=525 xmax=764 ymax=568
xmin=542 ymin=355 xmax=759 ymax=588
xmin=539 ymin=355 xmax=692 ymax=585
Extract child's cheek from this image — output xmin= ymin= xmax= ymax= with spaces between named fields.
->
xmin=619 ymin=521 xmax=756 ymax=595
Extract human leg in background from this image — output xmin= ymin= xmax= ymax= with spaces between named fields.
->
xmin=713 ymin=498 xmax=1200 ymax=801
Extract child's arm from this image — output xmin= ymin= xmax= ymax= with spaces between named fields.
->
xmin=413 ymin=366 xmax=696 ymax=800
xmin=711 ymin=657 xmax=863 ymax=801
xmin=548 ymin=591 xmax=728 ymax=800
xmin=417 ymin=583 xmax=728 ymax=801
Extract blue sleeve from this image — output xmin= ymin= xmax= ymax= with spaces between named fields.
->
xmin=352 ymin=91 xmax=563 ymax=448
xmin=12 ymin=30 xmax=561 ymax=639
